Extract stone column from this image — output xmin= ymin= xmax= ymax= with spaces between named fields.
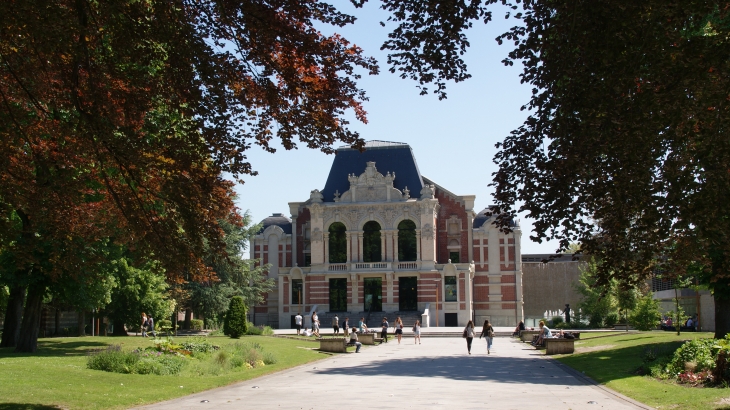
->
xmin=346 ymin=232 xmax=351 ymax=263
xmin=393 ymin=232 xmax=399 ymax=262
xmin=514 ymin=228 xmax=524 ymax=323
xmin=380 ymin=232 xmax=386 ymax=262
xmin=291 ymin=216 xmax=297 ymax=267
xmin=323 ymin=232 xmax=330 ymax=265
xmin=358 ymin=232 xmax=364 ymax=263
xmin=416 ymin=229 xmax=421 ymax=261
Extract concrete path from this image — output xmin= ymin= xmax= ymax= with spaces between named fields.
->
xmin=141 ymin=337 xmax=650 ymax=410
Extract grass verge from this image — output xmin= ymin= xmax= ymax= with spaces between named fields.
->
xmin=0 ymin=335 xmax=327 ymax=410
xmin=554 ymin=331 xmax=729 ymax=409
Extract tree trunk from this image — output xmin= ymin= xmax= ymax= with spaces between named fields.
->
xmin=112 ymin=319 xmax=128 ymax=336
xmin=0 ymin=285 xmax=26 ymax=348
xmin=77 ymin=310 xmax=86 ymax=336
xmin=715 ymin=296 xmax=730 ymax=339
xmin=14 ymin=283 xmax=45 ymax=353
xmin=54 ymin=308 xmax=61 ymax=336
xmin=184 ymin=309 xmax=192 ymax=330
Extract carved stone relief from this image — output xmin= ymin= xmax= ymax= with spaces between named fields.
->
xmin=311 ymin=228 xmax=323 ymax=243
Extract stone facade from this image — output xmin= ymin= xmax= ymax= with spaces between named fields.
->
xmin=252 ymin=141 xmax=523 ymax=328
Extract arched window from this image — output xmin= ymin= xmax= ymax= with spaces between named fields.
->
xmin=363 ymin=221 xmax=382 ymax=262
xmin=328 ymin=222 xmax=347 ymax=263
xmin=398 ymin=220 xmax=417 ymax=261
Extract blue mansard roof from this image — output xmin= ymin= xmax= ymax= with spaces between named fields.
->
xmin=321 ymin=141 xmax=424 ymax=202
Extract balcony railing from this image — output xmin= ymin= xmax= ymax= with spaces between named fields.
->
xmin=354 ymin=262 xmax=389 ymax=270
xmin=328 ymin=264 xmax=348 ymax=271
xmin=397 ymin=262 xmax=419 ymax=270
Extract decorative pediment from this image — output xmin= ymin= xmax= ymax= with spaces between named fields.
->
xmin=336 ymin=162 xmax=408 ymax=203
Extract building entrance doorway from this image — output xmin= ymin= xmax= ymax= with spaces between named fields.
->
xmin=398 ymin=277 xmax=418 ymax=311
xmin=363 ymin=277 xmax=382 ymax=312
xmin=329 ymin=278 xmax=347 ymax=312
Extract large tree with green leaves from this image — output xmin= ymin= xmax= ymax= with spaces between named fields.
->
xmin=490 ymin=1 xmax=730 ymax=337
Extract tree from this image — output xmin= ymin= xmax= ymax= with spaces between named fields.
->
xmin=223 ymin=296 xmax=248 ymax=339
xmin=629 ymin=294 xmax=662 ymax=332
xmin=490 ymin=1 xmax=730 ymax=337
xmin=104 ymin=257 xmax=172 ymax=336
xmin=185 ymin=213 xmax=273 ymax=326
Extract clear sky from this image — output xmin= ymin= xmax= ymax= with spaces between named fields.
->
xmin=234 ymin=2 xmax=561 ymax=255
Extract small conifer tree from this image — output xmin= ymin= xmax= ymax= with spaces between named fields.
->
xmin=224 ymin=296 xmax=248 ymax=338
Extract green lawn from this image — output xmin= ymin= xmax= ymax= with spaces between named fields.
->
xmin=555 ymin=331 xmax=729 ymax=409
xmin=0 ymin=335 xmax=328 ymax=410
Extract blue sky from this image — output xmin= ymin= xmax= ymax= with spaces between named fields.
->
xmin=234 ymin=2 xmax=561 ymax=255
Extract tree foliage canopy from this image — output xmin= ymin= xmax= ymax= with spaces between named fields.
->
xmin=489 ymin=1 xmax=730 ymax=335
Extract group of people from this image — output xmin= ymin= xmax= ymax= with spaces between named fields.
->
xmin=140 ymin=312 xmax=156 ymax=337
xmin=660 ymin=314 xmax=698 ymax=331
xmin=462 ymin=319 xmax=495 ymax=354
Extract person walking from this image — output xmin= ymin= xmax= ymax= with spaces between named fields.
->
xmin=349 ymin=327 xmax=362 ymax=353
xmin=480 ymin=319 xmax=494 ymax=354
xmin=332 ymin=314 xmax=340 ymax=336
xmin=381 ymin=317 xmax=389 ymax=343
xmin=464 ymin=320 xmax=476 ymax=354
xmin=413 ymin=320 xmax=421 ymax=344
xmin=147 ymin=315 xmax=156 ymax=338
xmin=313 ymin=312 xmax=321 ymax=337
xmin=394 ymin=317 xmax=404 ymax=344
xmin=141 ymin=313 xmax=148 ymax=337
xmin=295 ymin=312 xmax=303 ymax=335
xmin=343 ymin=317 xmax=350 ymax=338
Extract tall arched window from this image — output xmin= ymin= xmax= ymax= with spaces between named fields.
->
xmin=328 ymin=222 xmax=347 ymax=263
xmin=398 ymin=220 xmax=417 ymax=261
xmin=363 ymin=221 xmax=382 ymax=262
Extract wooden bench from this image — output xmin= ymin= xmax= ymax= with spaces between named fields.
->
xmin=543 ymin=338 xmax=575 ymax=355
xmin=317 ymin=338 xmax=348 ymax=353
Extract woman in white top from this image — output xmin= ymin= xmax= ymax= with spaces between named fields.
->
xmin=395 ymin=317 xmax=404 ymax=344
xmin=413 ymin=320 xmax=421 ymax=344
xmin=464 ymin=320 xmax=476 ymax=354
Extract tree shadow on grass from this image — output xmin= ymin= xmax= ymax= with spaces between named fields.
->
xmin=0 ymin=339 xmax=109 ymax=358
xmin=0 ymin=404 xmax=62 ymax=410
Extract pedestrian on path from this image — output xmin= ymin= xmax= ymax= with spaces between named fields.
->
xmin=295 ymin=312 xmax=303 ymax=335
xmin=313 ymin=311 xmax=321 ymax=337
xmin=343 ymin=317 xmax=350 ymax=338
xmin=413 ymin=320 xmax=421 ymax=344
xmin=381 ymin=317 xmax=389 ymax=343
xmin=395 ymin=317 xmax=404 ymax=344
xmin=480 ymin=319 xmax=494 ymax=354
xmin=332 ymin=315 xmax=340 ymax=336
xmin=463 ymin=320 xmax=476 ymax=354
xmin=141 ymin=313 xmax=148 ymax=337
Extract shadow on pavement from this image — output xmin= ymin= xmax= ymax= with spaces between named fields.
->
xmin=314 ymin=353 xmax=585 ymax=385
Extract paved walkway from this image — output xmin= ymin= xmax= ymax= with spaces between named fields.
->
xmin=141 ymin=337 xmax=649 ymax=410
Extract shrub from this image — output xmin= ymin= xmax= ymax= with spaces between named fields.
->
xmin=205 ymin=317 xmax=221 ymax=330
xmin=551 ymin=316 xmax=564 ymax=326
xmin=224 ymin=296 xmax=248 ymax=338
xmin=263 ymin=352 xmax=277 ymax=365
xmin=87 ymin=346 xmax=139 ymax=374
xmin=191 ymin=319 xmax=204 ymax=331
xmin=261 ymin=325 xmax=274 ymax=335
xmin=628 ymin=294 xmax=661 ymax=331
xmin=668 ymin=339 xmax=716 ymax=375
xmin=181 ymin=337 xmax=219 ymax=354
xmin=245 ymin=323 xmax=262 ymax=335
xmin=605 ymin=313 xmax=619 ymax=327
xmin=158 ymin=319 xmax=172 ymax=331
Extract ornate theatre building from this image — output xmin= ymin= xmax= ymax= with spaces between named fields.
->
xmin=252 ymin=141 xmax=523 ymax=328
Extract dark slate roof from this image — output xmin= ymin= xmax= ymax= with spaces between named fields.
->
xmin=321 ymin=141 xmax=424 ymax=202
xmin=257 ymin=213 xmax=292 ymax=235
xmin=473 ymin=207 xmax=517 ymax=228
xmin=521 ymin=254 xmax=582 ymax=263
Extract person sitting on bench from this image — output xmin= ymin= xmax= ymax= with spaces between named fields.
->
xmin=349 ymin=327 xmax=362 ymax=353
xmin=532 ymin=320 xmax=552 ymax=347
